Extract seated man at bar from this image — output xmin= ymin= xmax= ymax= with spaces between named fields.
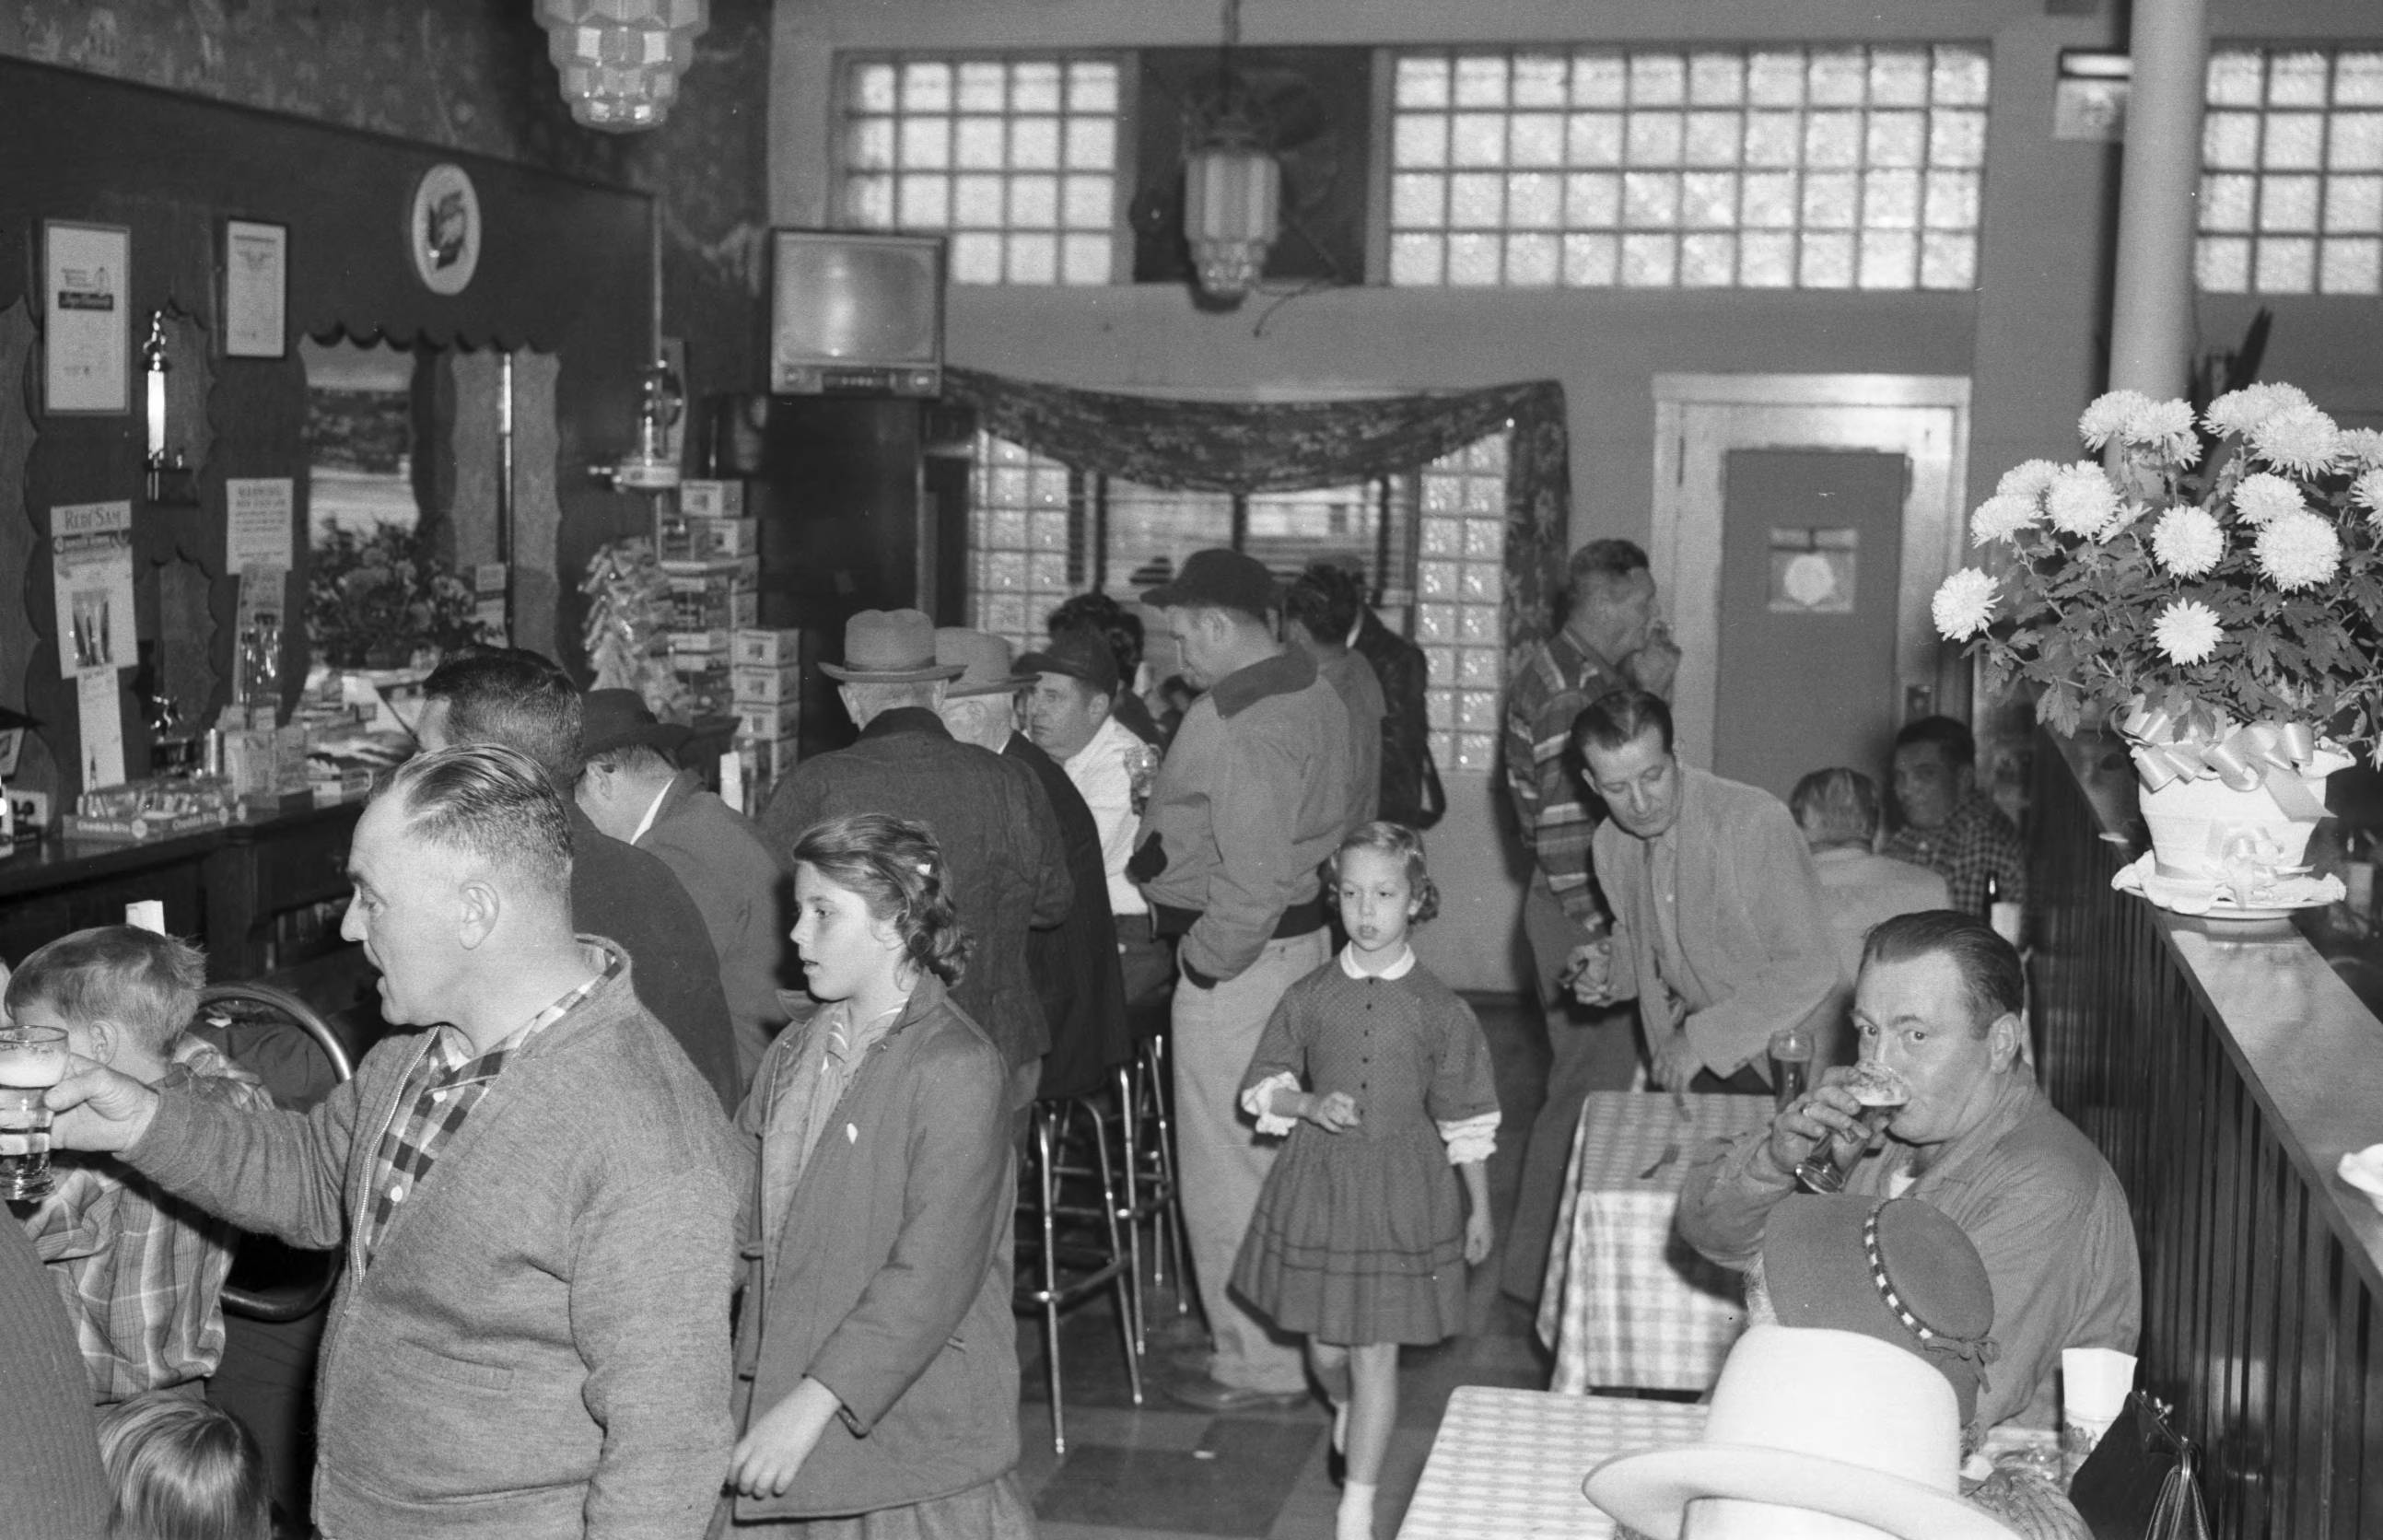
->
xmin=1885 ymin=716 xmax=2027 ymax=916
xmin=1791 ymin=766 xmax=1952 ymax=984
xmin=1569 ymin=689 xmax=1841 ymax=1091
xmin=1676 ymin=909 xmax=2140 ymax=1429
xmin=418 ymin=648 xmax=742 ymax=1113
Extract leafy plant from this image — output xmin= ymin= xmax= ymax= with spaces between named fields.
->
xmin=306 ymin=520 xmax=492 ymax=670
xmin=1933 ymin=385 xmax=2383 ymax=754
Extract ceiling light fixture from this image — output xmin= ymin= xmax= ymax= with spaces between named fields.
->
xmin=1182 ymin=0 xmax=1279 ymax=305
xmin=537 ymin=0 xmax=708 ymax=133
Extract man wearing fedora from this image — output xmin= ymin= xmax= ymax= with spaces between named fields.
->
xmin=1678 ymin=909 xmax=2139 ymax=1431
xmin=576 ymin=688 xmax=789 ymax=1093
xmin=760 ymin=610 xmax=1072 ymax=1113
xmin=1133 ymin=549 xmax=1351 ymax=1410
xmin=936 ymin=627 xmax=1130 ymax=1105
xmin=1020 ymin=627 xmax=1174 ymax=1012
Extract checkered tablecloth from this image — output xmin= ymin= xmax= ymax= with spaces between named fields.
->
xmin=1397 ymin=1386 xmax=1707 ymax=1539
xmin=1534 ymin=1091 xmax=1775 ymax=1394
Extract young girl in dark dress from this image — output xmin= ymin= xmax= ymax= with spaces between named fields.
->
xmin=1232 ymin=822 xmax=1500 ymax=1540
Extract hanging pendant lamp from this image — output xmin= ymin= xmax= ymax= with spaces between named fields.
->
xmin=537 ymin=0 xmax=709 ymax=133
xmin=1182 ymin=0 xmax=1279 ymax=304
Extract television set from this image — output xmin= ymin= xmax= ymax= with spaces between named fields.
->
xmin=769 ymin=229 xmax=947 ymax=397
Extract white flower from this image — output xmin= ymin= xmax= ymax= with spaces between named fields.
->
xmin=2254 ymin=509 xmax=2342 ymax=590
xmin=2203 ymin=381 xmax=2313 ymax=440
xmin=1993 ymin=459 xmax=2063 ymax=501
xmin=2118 ymin=398 xmax=2202 ymax=466
xmin=2341 ymin=427 xmax=2383 ymax=471
xmin=2230 ymin=472 xmax=2307 ymax=527
xmin=2248 ymin=403 xmax=2342 ymax=476
xmin=2044 ymin=462 xmax=2122 ymax=538
xmin=2149 ymin=505 xmax=2225 ymax=577
xmin=1932 ymin=568 xmax=1999 ymax=641
xmin=1969 ymin=494 xmax=2041 ymax=545
xmin=2080 ymin=390 xmax=2154 ymax=449
xmin=2352 ymin=468 xmax=2383 ymax=521
xmin=2152 ymin=600 xmax=2224 ymax=666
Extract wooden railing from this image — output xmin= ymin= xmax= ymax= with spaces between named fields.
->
xmin=2032 ymin=731 xmax=2383 ymax=1539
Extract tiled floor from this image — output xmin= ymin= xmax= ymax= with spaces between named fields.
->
xmin=1015 ymin=992 xmax=1558 ymax=1539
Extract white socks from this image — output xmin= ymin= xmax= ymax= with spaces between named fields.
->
xmin=1338 ymin=1480 xmax=1377 ymax=1540
xmin=1332 ymin=1400 xmax=1349 ymax=1455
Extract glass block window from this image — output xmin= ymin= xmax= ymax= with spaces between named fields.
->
xmin=1386 ymin=45 xmax=1991 ymax=290
xmin=965 ymin=434 xmax=1511 ymax=767
xmin=1417 ymin=437 xmax=1509 ymax=773
xmin=968 ymin=435 xmax=1078 ymax=646
xmin=2199 ymin=48 xmax=2383 ymax=295
xmin=840 ymin=55 xmax=1124 ymax=285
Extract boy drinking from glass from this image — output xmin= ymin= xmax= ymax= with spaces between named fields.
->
xmin=5 ymin=928 xmax=273 ymax=1404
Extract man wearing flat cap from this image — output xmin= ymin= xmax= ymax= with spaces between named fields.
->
xmin=577 ymin=688 xmax=789 ymax=1093
xmin=1022 ymin=627 xmax=1174 ymax=1010
xmin=760 ymin=610 xmax=1072 ymax=1114
xmin=1133 ymin=549 xmax=1351 ymax=1410
xmin=936 ymin=627 xmax=1129 ymax=1105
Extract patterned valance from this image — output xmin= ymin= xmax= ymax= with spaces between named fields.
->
xmin=941 ymin=367 xmax=1571 ymax=650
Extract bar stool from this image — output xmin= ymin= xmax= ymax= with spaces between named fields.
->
xmin=1116 ymin=1032 xmax=1197 ymax=1351
xmin=1016 ymin=1089 xmax=1144 ymax=1455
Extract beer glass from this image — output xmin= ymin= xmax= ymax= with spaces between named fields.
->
xmin=1793 ymin=1066 xmax=1910 ymax=1196
xmin=0 ymin=1025 xmax=68 ymax=1201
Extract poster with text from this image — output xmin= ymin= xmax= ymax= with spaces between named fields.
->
xmin=51 ymin=501 xmax=137 ymax=678
xmin=226 ymin=478 xmax=296 ymax=573
xmin=42 ymin=222 xmax=130 ymax=414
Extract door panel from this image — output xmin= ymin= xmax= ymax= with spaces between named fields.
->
xmin=1711 ymin=448 xmax=1907 ymax=800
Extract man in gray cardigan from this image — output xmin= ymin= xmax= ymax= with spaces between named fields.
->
xmin=46 ymin=745 xmax=742 ymax=1540
xmin=1570 ymin=689 xmax=1841 ymax=1091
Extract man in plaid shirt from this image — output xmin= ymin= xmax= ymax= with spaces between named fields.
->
xmin=6 ymin=927 xmax=275 ymax=1403
xmin=1499 ymin=538 xmax=1681 ymax=1303
xmin=1884 ymin=716 xmax=2027 ymax=916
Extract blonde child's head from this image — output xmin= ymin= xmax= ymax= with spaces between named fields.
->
xmin=789 ymin=813 xmax=974 ymax=987
xmin=1328 ymin=822 xmax=1441 ymax=925
xmin=97 ymin=1394 xmax=272 ymax=1540
xmin=4 ymin=928 xmax=204 ymax=1078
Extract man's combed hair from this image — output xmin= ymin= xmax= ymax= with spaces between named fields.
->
xmin=421 ymin=647 xmax=583 ymax=789
xmin=4 ymin=927 xmax=206 ymax=1055
xmin=1047 ymin=592 xmax=1144 ymax=680
xmin=1790 ymin=767 xmax=1882 ymax=849
xmin=376 ymin=743 xmax=574 ymax=902
xmin=1861 ymin=909 xmax=2023 ymax=1036
xmin=790 ymin=812 xmax=973 ymax=986
xmin=1894 ymin=714 xmax=1977 ymax=771
xmin=1285 ymin=564 xmax=1365 ymax=643
xmin=1573 ymin=687 xmax=1674 ymax=758
xmin=1566 ymin=537 xmax=1650 ymax=591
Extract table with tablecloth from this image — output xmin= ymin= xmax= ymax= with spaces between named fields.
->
xmin=1535 ymin=1091 xmax=1775 ymax=1393
xmin=1397 ymin=1385 xmax=1705 ymax=1539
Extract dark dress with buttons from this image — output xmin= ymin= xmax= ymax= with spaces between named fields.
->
xmin=1232 ymin=957 xmax=1499 ymax=1346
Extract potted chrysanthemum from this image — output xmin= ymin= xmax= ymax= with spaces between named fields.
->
xmin=1932 ymin=384 xmax=2383 ymax=915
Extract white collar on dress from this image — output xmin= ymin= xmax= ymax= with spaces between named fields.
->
xmin=1339 ymin=943 xmax=1418 ymax=980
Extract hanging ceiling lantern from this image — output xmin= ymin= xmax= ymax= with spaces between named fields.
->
xmin=537 ymin=0 xmax=708 ymax=133
xmin=1184 ymin=112 xmax=1279 ymax=304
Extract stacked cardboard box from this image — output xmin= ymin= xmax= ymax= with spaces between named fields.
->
xmin=657 ymin=481 xmax=760 ymax=563
xmin=731 ymin=627 xmax=800 ymax=801
xmin=666 ymin=549 xmax=761 ymax=713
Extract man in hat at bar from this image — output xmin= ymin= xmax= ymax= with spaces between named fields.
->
xmin=760 ymin=610 xmax=1072 ymax=1115
xmin=1678 ymin=909 xmax=2138 ymax=1431
xmin=935 ymin=627 xmax=1130 ymax=1107
xmin=1133 ymin=549 xmax=1350 ymax=1410
xmin=575 ymin=687 xmax=790 ymax=1094
xmin=1021 ymin=626 xmax=1174 ymax=1011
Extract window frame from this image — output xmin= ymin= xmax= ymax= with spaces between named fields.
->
xmin=2195 ymin=42 xmax=2383 ymax=297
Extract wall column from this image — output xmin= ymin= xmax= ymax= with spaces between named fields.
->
xmin=2107 ymin=0 xmax=2208 ymax=397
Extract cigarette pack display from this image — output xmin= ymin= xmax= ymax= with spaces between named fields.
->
xmin=657 ymin=516 xmax=760 ymax=563
xmin=668 ymin=629 xmax=735 ymax=657
xmin=663 ymin=562 xmax=759 ymax=632
xmin=733 ymin=628 xmax=801 ymax=668
xmin=680 ymin=479 xmax=747 ymax=519
xmin=731 ymin=661 xmax=802 ymax=706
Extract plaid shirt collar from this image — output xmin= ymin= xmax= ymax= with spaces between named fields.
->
xmin=358 ymin=940 xmax=619 ymax=1268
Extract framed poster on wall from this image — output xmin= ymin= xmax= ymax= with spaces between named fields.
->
xmin=42 ymin=220 xmax=131 ymax=414
xmin=224 ymin=219 xmax=289 ymax=358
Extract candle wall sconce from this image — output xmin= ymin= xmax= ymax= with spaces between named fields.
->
xmin=142 ymin=308 xmax=202 ymax=505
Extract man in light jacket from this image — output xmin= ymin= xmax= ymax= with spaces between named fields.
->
xmin=45 ymin=744 xmax=742 ymax=1540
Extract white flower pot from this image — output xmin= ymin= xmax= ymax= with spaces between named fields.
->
xmin=2139 ymin=761 xmax=2339 ymax=883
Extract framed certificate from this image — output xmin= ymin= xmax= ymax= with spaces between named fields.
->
xmin=224 ymin=219 xmax=289 ymax=358
xmin=42 ymin=220 xmax=131 ymax=415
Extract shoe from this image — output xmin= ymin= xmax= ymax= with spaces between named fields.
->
xmin=1166 ymin=1376 xmax=1308 ymax=1413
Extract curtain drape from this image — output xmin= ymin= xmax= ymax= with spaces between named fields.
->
xmin=941 ymin=367 xmax=1570 ymax=652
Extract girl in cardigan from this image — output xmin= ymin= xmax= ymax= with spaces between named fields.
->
xmin=720 ymin=812 xmax=1030 ymax=1538
xmin=1232 ymin=822 xmax=1501 ymax=1540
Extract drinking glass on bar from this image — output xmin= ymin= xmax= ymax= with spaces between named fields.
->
xmin=1793 ymin=1061 xmax=1911 ymax=1195
xmin=0 ymin=1025 xmax=68 ymax=1202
